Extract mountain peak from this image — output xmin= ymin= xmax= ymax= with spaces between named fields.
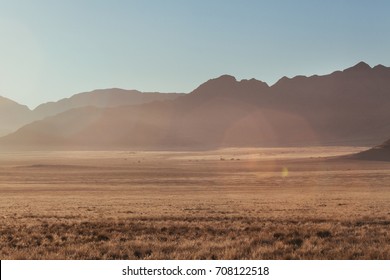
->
xmin=344 ymin=61 xmax=371 ymax=73
xmin=200 ymin=74 xmax=238 ymax=88
xmin=215 ymin=74 xmax=237 ymax=82
xmin=0 ymin=96 xmax=24 ymax=107
xmin=190 ymin=75 xmax=238 ymax=95
xmin=373 ymin=64 xmax=387 ymax=71
xmin=191 ymin=75 xmax=270 ymax=96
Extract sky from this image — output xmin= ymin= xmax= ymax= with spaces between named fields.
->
xmin=0 ymin=0 xmax=389 ymax=108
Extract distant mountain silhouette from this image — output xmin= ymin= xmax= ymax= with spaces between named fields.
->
xmin=0 ymin=96 xmax=31 ymax=137
xmin=0 ymin=89 xmax=182 ymax=137
xmin=33 ymin=89 xmax=182 ymax=119
xmin=268 ymin=61 xmax=390 ymax=145
xmin=1 ymin=62 xmax=390 ymax=149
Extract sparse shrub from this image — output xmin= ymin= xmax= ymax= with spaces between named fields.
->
xmin=288 ymin=238 xmax=303 ymax=248
xmin=316 ymin=230 xmax=332 ymax=238
xmin=160 ymin=227 xmax=167 ymax=232
xmin=133 ymin=249 xmax=152 ymax=259
xmin=273 ymin=232 xmax=285 ymax=239
xmin=96 ymin=234 xmax=110 ymax=242
xmin=133 ymin=250 xmax=142 ymax=258
xmin=45 ymin=234 xmax=54 ymax=241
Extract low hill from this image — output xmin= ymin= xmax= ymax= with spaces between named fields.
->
xmin=352 ymin=139 xmax=390 ymax=161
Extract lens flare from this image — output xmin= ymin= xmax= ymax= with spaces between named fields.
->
xmin=282 ymin=167 xmax=289 ymax=177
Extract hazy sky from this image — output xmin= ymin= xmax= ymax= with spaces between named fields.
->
xmin=0 ymin=0 xmax=389 ymax=108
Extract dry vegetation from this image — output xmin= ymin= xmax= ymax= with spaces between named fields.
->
xmin=1 ymin=147 xmax=390 ymax=259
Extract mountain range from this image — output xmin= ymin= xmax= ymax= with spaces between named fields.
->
xmin=0 ymin=89 xmax=182 ymax=137
xmin=1 ymin=62 xmax=390 ymax=151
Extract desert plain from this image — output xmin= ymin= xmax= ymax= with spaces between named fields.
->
xmin=1 ymin=146 xmax=390 ymax=260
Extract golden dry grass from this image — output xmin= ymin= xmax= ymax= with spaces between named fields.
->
xmin=1 ymin=147 xmax=390 ymax=259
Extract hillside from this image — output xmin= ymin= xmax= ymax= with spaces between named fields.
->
xmin=0 ymin=96 xmax=31 ymax=137
xmin=352 ymin=138 xmax=390 ymax=161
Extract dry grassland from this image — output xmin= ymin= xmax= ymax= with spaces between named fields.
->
xmin=1 ymin=147 xmax=390 ymax=259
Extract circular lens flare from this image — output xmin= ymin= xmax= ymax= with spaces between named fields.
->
xmin=282 ymin=167 xmax=289 ymax=177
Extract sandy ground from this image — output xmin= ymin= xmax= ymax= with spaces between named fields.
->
xmin=1 ymin=147 xmax=390 ymax=259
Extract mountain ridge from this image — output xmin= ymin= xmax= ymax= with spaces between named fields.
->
xmin=1 ymin=61 xmax=390 ymax=150
xmin=0 ymin=89 xmax=183 ymax=137
xmin=32 ymin=88 xmax=183 ymax=119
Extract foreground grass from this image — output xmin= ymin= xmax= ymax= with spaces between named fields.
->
xmin=1 ymin=215 xmax=390 ymax=259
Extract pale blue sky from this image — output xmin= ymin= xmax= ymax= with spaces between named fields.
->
xmin=0 ymin=0 xmax=389 ymax=108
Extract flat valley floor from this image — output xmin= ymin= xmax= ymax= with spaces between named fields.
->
xmin=1 ymin=147 xmax=390 ymax=259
